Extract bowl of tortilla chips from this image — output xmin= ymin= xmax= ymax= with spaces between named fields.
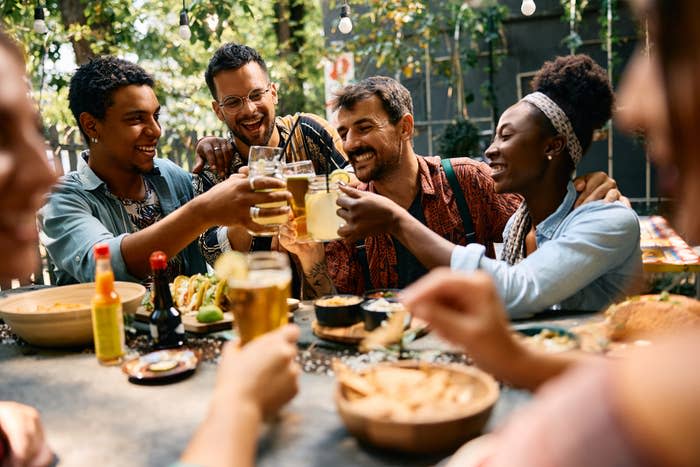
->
xmin=334 ymin=360 xmax=499 ymax=454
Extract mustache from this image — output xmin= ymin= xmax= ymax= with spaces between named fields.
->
xmin=347 ymin=147 xmax=374 ymax=160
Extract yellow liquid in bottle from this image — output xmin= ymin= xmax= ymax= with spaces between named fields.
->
xmin=91 ymin=269 xmax=125 ymax=365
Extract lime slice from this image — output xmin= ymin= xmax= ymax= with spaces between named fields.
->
xmin=329 ymin=169 xmax=351 ymax=184
xmin=214 ymin=251 xmax=248 ymax=281
xmin=148 ymin=360 xmax=178 ymax=372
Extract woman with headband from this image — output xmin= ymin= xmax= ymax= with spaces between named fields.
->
xmin=449 ymin=54 xmax=642 ymax=316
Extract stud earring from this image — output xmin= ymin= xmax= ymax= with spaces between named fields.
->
xmin=90 ymin=136 xmax=98 ymax=144
xmin=547 ymin=154 xmax=552 ymax=161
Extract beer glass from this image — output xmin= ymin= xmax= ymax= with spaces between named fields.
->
xmin=305 ymin=176 xmax=345 ymax=242
xmin=226 ymin=251 xmax=291 ymax=345
xmin=248 ymin=146 xmax=287 ymax=236
xmin=282 ymin=160 xmax=315 ymax=242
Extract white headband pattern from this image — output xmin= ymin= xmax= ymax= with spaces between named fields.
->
xmin=521 ymin=91 xmax=583 ymax=165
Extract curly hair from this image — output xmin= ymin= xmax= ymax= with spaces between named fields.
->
xmin=331 ymin=76 xmax=413 ymax=125
xmin=68 ymin=56 xmax=154 ymax=140
xmin=205 ymin=43 xmax=268 ymax=100
xmin=530 ymin=54 xmax=613 ymax=153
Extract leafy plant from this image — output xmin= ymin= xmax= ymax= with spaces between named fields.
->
xmin=437 ymin=118 xmax=481 ymax=159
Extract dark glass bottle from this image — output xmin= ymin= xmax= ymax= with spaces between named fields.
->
xmin=149 ymin=251 xmax=185 ymax=349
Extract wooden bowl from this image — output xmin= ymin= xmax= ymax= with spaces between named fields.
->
xmin=0 ymin=282 xmax=146 ymax=347
xmin=335 ymin=361 xmax=499 ymax=454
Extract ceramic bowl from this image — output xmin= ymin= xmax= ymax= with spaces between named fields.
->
xmin=0 ymin=282 xmax=146 ymax=347
xmin=314 ymin=294 xmax=363 ymax=327
xmin=363 ymin=288 xmax=402 ymax=301
xmin=361 ymin=298 xmax=410 ymax=331
xmin=512 ymin=324 xmax=580 ymax=353
xmin=335 ymin=361 xmax=499 ymax=454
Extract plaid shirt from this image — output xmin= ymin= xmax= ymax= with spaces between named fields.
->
xmin=325 ymin=155 xmax=521 ymax=294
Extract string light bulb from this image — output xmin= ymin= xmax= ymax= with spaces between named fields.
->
xmin=521 ymin=0 xmax=536 ymax=16
xmin=338 ymin=1 xmax=352 ymax=34
xmin=179 ymin=0 xmax=191 ymax=41
xmin=33 ymin=2 xmax=47 ymax=34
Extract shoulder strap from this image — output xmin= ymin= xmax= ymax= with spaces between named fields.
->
xmin=355 ymin=240 xmax=373 ymax=291
xmin=441 ymin=158 xmax=476 ymax=243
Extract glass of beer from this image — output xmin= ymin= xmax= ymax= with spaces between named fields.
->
xmin=282 ymin=160 xmax=315 ymax=242
xmin=248 ymin=146 xmax=288 ymax=236
xmin=226 ymin=251 xmax=291 ymax=345
xmin=306 ymin=176 xmax=345 ymax=242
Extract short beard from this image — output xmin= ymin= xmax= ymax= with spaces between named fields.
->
xmin=227 ymin=116 xmax=275 ymax=148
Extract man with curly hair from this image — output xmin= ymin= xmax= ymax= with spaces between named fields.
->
xmin=39 ymin=56 xmax=291 ymax=284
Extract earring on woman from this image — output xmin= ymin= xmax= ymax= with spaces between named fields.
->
xmin=547 ymin=154 xmax=553 ymax=161
xmin=90 ymin=136 xmax=98 ymax=144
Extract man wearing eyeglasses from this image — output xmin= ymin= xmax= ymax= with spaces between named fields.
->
xmin=191 ymin=43 xmax=348 ymax=264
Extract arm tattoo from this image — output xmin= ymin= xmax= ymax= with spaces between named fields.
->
xmin=302 ymin=259 xmax=335 ymax=299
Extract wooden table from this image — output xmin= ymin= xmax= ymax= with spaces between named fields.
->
xmin=0 ymin=302 xmax=596 ymax=467
xmin=640 ymin=216 xmax=700 ymax=297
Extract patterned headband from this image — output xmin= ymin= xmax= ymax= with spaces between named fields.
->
xmin=521 ymin=91 xmax=583 ymax=165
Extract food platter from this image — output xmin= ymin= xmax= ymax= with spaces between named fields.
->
xmin=311 ymin=316 xmax=428 ymax=345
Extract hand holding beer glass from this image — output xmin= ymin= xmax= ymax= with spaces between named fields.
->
xmin=282 ymin=161 xmax=315 ymax=242
xmin=248 ymin=146 xmax=288 ymax=236
xmin=216 ymin=251 xmax=291 ymax=345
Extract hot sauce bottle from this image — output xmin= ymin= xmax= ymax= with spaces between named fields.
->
xmin=149 ymin=251 xmax=185 ymax=349
xmin=91 ymin=244 xmax=125 ymax=365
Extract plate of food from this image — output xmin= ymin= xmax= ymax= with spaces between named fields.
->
xmin=512 ymin=325 xmax=579 ymax=353
xmin=122 ymin=349 xmax=199 ymax=384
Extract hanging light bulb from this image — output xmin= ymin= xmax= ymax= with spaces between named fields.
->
xmin=33 ymin=2 xmax=48 ymax=34
xmin=179 ymin=0 xmax=192 ymax=41
xmin=521 ymin=0 xmax=536 ymax=16
xmin=338 ymin=1 xmax=353 ymax=34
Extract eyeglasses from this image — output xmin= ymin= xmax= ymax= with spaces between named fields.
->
xmin=218 ymin=84 xmax=272 ymax=114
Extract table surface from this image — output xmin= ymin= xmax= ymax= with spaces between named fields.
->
xmin=0 ymin=303 xmax=596 ymax=467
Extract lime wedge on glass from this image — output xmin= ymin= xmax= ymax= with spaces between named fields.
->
xmin=329 ymin=169 xmax=351 ymax=184
xmin=214 ymin=251 xmax=248 ymax=282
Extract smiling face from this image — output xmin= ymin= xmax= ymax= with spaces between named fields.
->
xmin=485 ymin=101 xmax=553 ymax=195
xmin=212 ymin=62 xmax=278 ymax=155
xmin=335 ymin=96 xmax=404 ymax=183
xmin=88 ymin=84 xmax=161 ymax=175
xmin=0 ymin=45 xmax=57 ymax=281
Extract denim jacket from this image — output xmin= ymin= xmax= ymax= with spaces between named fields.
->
xmin=450 ymin=182 xmax=642 ymax=317
xmin=38 ymin=155 xmax=207 ymax=285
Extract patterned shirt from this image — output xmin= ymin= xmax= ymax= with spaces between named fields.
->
xmin=193 ymin=113 xmax=347 ymax=264
xmin=325 ymin=155 xmax=521 ymax=294
xmin=116 ymin=179 xmax=184 ymax=280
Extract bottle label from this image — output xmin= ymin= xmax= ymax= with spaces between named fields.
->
xmin=91 ymin=303 xmax=125 ymax=360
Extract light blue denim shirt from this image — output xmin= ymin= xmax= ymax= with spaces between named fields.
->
xmin=38 ymin=155 xmax=208 ymax=285
xmin=450 ymin=182 xmax=642 ymax=317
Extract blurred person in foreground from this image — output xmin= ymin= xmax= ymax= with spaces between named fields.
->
xmin=281 ymin=75 xmax=627 ymax=301
xmin=38 ymin=56 xmax=291 ymax=284
xmin=402 ymin=0 xmax=700 ymax=464
xmin=0 ymin=28 xmax=57 ymax=467
xmin=0 ymin=29 xmax=300 ymax=467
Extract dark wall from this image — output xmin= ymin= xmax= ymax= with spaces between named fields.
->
xmin=323 ymin=0 xmax=656 ymax=200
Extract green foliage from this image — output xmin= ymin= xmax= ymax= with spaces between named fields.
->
xmin=559 ymin=0 xmax=590 ymax=53
xmin=437 ymin=118 xmax=481 ymax=159
xmin=1 ymin=0 xmax=325 ymax=154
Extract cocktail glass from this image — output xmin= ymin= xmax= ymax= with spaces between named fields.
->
xmin=248 ymin=146 xmax=287 ymax=236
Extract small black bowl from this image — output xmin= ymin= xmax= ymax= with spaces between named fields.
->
xmin=361 ymin=299 xmax=411 ymax=331
xmin=314 ymin=295 xmax=363 ymax=327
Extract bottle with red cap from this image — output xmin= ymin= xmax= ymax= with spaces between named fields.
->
xmin=149 ymin=251 xmax=185 ymax=349
xmin=91 ymin=243 xmax=125 ymax=365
